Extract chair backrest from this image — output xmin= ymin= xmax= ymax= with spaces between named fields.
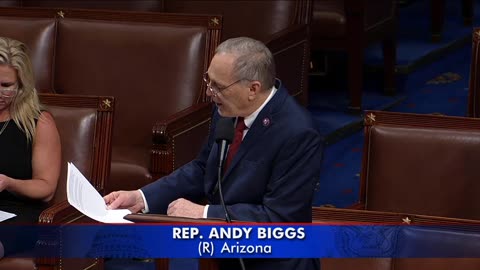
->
xmin=53 ymin=10 xmax=216 ymax=149
xmin=0 ymin=6 xmax=220 ymax=151
xmin=21 ymin=0 xmax=164 ymax=11
xmin=39 ymin=93 xmax=114 ymax=204
xmin=0 ymin=13 xmax=56 ymax=91
xmin=2 ymin=1 xmax=310 ymax=106
xmin=163 ymin=0 xmax=306 ymax=41
xmin=358 ymin=110 xmax=480 ymax=220
xmin=0 ymin=0 xmax=20 ymax=7
xmin=468 ymin=28 xmax=480 ymax=117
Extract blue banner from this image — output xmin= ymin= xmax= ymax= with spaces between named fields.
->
xmin=2 ymin=223 xmax=480 ymax=258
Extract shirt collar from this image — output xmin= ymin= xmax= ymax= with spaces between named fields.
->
xmin=243 ymin=85 xmax=277 ymax=129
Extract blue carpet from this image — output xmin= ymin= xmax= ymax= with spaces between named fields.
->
xmin=313 ymin=43 xmax=471 ymax=207
xmin=390 ymin=44 xmax=470 ymax=115
xmin=312 ymin=0 xmax=475 ymax=207
xmin=309 ymin=90 xmax=406 ymax=141
xmin=366 ymin=0 xmax=479 ymax=68
xmin=313 ymin=131 xmax=364 ymax=208
xmin=308 ymin=72 xmax=406 ymax=128
xmin=312 ymin=0 xmax=478 ymax=140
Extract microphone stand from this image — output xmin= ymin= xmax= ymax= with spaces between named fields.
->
xmin=217 ymin=140 xmax=232 ymax=223
xmin=216 ymin=141 xmax=246 ymax=270
xmin=218 ymin=162 xmax=232 ymax=223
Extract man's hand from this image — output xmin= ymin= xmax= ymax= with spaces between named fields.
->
xmin=167 ymin=198 xmax=205 ymax=218
xmin=104 ymin=190 xmax=145 ymax=213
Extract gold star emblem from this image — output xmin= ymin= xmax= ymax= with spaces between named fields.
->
xmin=402 ymin=217 xmax=411 ymax=224
xmin=211 ymin=17 xmax=219 ymax=26
xmin=367 ymin=113 xmax=376 ymax=122
xmin=102 ymin=99 xmax=111 ymax=109
xmin=364 ymin=113 xmax=376 ymax=125
xmin=57 ymin=11 xmax=65 ymax=18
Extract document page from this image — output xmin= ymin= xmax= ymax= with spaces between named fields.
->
xmin=0 ymin=210 xmax=16 ymax=222
xmin=67 ymin=162 xmax=132 ymax=223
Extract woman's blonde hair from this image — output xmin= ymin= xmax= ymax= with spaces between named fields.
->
xmin=0 ymin=37 xmax=41 ymax=142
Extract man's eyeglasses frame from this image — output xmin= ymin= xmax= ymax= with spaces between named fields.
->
xmin=203 ymin=72 xmax=247 ymax=96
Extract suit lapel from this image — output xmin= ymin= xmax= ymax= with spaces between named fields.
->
xmin=222 ymin=82 xmax=288 ymax=179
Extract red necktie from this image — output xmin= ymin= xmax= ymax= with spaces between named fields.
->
xmin=224 ymin=117 xmax=247 ymax=171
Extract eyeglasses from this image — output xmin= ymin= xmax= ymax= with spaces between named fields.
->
xmin=203 ymin=72 xmax=244 ymax=96
xmin=0 ymin=82 xmax=18 ymax=99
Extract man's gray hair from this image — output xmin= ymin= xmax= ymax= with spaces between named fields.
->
xmin=215 ymin=37 xmax=275 ymax=90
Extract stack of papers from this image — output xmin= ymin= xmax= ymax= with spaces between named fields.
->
xmin=67 ymin=162 xmax=132 ymax=223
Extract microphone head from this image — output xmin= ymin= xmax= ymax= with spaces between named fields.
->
xmin=215 ymin=117 xmax=234 ymax=144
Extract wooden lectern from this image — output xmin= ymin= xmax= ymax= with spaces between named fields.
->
xmin=124 ymin=214 xmax=226 ymax=224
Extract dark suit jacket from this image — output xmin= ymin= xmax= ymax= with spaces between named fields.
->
xmin=142 ymin=82 xmax=323 ymax=270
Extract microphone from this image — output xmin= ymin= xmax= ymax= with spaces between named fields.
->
xmin=215 ymin=117 xmax=235 ymax=171
xmin=214 ymin=117 xmax=234 ymax=223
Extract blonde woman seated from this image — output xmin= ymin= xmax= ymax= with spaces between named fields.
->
xmin=0 ymin=37 xmax=61 ymax=258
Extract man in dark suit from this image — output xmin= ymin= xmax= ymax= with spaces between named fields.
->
xmin=105 ymin=37 xmax=323 ymax=270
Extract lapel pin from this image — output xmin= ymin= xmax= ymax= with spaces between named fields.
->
xmin=262 ymin=117 xmax=271 ymax=127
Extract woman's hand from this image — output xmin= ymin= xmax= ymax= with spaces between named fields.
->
xmin=0 ymin=174 xmax=11 ymax=192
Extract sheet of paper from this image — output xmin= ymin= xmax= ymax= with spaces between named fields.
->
xmin=67 ymin=162 xmax=132 ymax=223
xmin=0 ymin=210 xmax=16 ymax=222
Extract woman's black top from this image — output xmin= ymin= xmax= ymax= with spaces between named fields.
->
xmin=0 ymin=119 xmax=47 ymax=256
